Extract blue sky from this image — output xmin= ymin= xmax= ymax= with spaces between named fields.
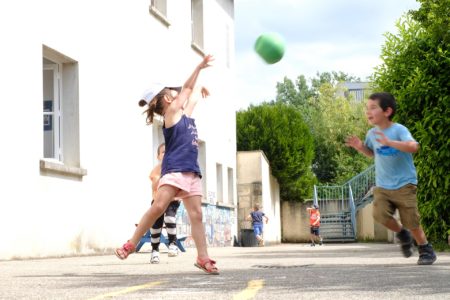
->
xmin=233 ymin=0 xmax=420 ymax=109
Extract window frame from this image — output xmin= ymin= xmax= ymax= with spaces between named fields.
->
xmin=191 ymin=0 xmax=205 ymax=55
xmin=150 ymin=0 xmax=170 ymax=27
xmin=41 ymin=45 xmax=86 ymax=179
xmin=43 ymin=63 xmax=62 ymax=161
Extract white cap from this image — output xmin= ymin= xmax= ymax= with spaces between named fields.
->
xmin=138 ymin=83 xmax=181 ymax=107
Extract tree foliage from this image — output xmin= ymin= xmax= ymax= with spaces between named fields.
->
xmin=236 ymin=103 xmax=315 ymax=201
xmin=373 ymin=0 xmax=450 ymax=245
xmin=276 ymin=73 xmax=371 ymax=184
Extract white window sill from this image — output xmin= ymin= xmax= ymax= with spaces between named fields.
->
xmin=40 ymin=159 xmax=87 ymax=178
xmin=216 ymin=202 xmax=236 ymax=209
xmin=191 ymin=42 xmax=205 ymax=56
xmin=149 ymin=6 xmax=170 ymax=27
xmin=201 ymin=200 xmax=211 ymax=205
xmin=200 ymin=200 xmax=235 ymax=209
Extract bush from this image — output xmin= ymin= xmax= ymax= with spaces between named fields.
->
xmin=373 ymin=0 xmax=450 ymax=244
xmin=236 ymin=102 xmax=315 ymax=201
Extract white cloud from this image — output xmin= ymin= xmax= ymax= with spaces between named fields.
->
xmin=234 ymin=0 xmax=420 ymax=110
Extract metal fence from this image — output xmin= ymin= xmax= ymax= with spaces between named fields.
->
xmin=313 ymin=165 xmax=375 ymax=241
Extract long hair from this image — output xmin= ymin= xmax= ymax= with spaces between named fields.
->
xmin=144 ymin=88 xmax=173 ymax=124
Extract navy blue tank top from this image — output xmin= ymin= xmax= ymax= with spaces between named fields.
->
xmin=161 ymin=114 xmax=201 ymax=177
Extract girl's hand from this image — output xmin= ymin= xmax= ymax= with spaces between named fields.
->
xmin=198 ymin=54 xmax=214 ymax=69
xmin=200 ymin=87 xmax=210 ymax=98
xmin=345 ymin=135 xmax=363 ymax=151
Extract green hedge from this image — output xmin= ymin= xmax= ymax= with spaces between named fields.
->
xmin=236 ymin=103 xmax=315 ymax=201
xmin=373 ymin=0 xmax=450 ymax=247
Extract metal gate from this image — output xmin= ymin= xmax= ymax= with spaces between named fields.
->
xmin=313 ymin=165 xmax=375 ymax=242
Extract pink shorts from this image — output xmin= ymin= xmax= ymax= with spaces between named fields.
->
xmin=158 ymin=172 xmax=203 ymax=199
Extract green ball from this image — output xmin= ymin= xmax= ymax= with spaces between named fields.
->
xmin=254 ymin=33 xmax=286 ymax=64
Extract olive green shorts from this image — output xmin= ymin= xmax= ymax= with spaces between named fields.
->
xmin=372 ymin=184 xmax=420 ymax=230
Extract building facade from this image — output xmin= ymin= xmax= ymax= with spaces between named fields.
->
xmin=0 ymin=0 xmax=237 ymax=259
xmin=236 ymin=151 xmax=282 ymax=245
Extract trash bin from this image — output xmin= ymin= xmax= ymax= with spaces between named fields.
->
xmin=240 ymin=228 xmax=258 ymax=247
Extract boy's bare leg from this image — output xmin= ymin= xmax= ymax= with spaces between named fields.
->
xmin=183 ymin=195 xmax=209 ymax=260
xmin=410 ymin=226 xmax=428 ymax=245
xmin=383 ymin=218 xmax=427 ymax=243
xmin=383 ymin=218 xmax=403 ymax=232
xmin=129 ymin=185 xmax=178 ymax=246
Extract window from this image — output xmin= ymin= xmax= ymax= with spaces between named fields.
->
xmin=150 ymin=0 xmax=170 ymax=26
xmin=198 ymin=141 xmax=207 ymax=202
xmin=191 ymin=0 xmax=204 ymax=54
xmin=227 ymin=167 xmax=234 ymax=204
xmin=41 ymin=45 xmax=86 ymax=178
xmin=216 ymin=163 xmax=223 ymax=203
xmin=42 ymin=62 xmax=60 ymax=160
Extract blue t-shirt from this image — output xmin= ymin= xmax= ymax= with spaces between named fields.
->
xmin=364 ymin=123 xmax=418 ymax=190
xmin=161 ymin=114 xmax=201 ymax=177
xmin=250 ymin=211 xmax=265 ymax=225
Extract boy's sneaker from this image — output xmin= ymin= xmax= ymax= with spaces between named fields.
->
xmin=396 ymin=229 xmax=413 ymax=258
xmin=150 ymin=250 xmax=160 ymax=264
xmin=417 ymin=243 xmax=437 ymax=265
xmin=319 ymin=239 xmax=323 ymax=246
xmin=168 ymin=243 xmax=179 ymax=257
xmin=310 ymin=243 xmax=315 ymax=247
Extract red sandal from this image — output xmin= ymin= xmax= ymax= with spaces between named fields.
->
xmin=194 ymin=257 xmax=220 ymax=275
xmin=114 ymin=241 xmax=135 ymax=260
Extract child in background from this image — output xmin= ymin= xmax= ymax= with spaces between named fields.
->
xmin=148 ymin=143 xmax=181 ymax=264
xmin=346 ymin=92 xmax=436 ymax=265
xmin=307 ymin=204 xmax=323 ymax=246
xmin=246 ymin=203 xmax=269 ymax=246
xmin=116 ymin=55 xmax=219 ymax=274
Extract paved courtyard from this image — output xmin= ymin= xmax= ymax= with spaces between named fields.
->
xmin=1 ymin=243 xmax=449 ymax=300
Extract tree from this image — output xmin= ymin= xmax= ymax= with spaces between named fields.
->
xmin=276 ymin=73 xmax=371 ymax=184
xmin=236 ymin=103 xmax=315 ymax=201
xmin=373 ymin=0 xmax=450 ymax=246
xmin=309 ymin=82 xmax=371 ymax=183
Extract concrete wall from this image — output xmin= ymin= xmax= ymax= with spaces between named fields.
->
xmin=356 ymin=203 xmax=394 ymax=242
xmin=236 ymin=151 xmax=281 ymax=244
xmin=282 ymin=201 xmax=394 ymax=243
xmin=0 ymin=0 xmax=237 ymax=259
xmin=281 ymin=202 xmax=311 ymax=242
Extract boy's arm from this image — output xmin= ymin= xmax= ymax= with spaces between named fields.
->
xmin=170 ymin=55 xmax=214 ymax=112
xmin=345 ymin=135 xmax=374 ymax=158
xmin=264 ymin=216 xmax=269 ymax=224
xmin=246 ymin=214 xmax=252 ymax=221
xmin=374 ymin=131 xmax=419 ymax=153
xmin=313 ymin=215 xmax=320 ymax=226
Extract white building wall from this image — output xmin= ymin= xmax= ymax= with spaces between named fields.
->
xmin=236 ymin=151 xmax=282 ymax=244
xmin=0 ymin=0 xmax=236 ymax=259
xmin=260 ymin=154 xmax=282 ymax=243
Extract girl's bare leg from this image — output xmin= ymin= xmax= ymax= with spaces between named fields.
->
xmin=182 ymin=195 xmax=208 ymax=259
xmin=129 ymin=185 xmax=179 ymax=246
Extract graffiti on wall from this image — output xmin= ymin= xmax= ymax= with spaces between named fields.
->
xmin=175 ymin=203 xmax=234 ymax=248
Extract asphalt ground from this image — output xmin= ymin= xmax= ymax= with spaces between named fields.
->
xmin=1 ymin=243 xmax=449 ymax=300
